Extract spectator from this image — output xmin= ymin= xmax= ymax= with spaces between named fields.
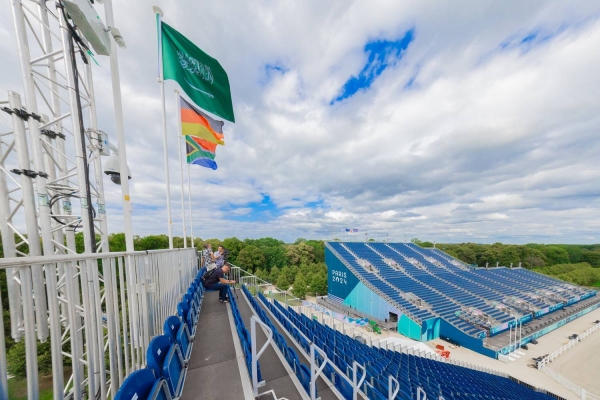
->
xmin=202 ymin=243 xmax=213 ymax=267
xmin=214 ymin=245 xmax=226 ymax=268
xmin=202 ymin=263 xmax=235 ymax=303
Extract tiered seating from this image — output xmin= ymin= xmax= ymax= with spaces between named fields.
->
xmin=259 ymin=292 xmax=554 ymax=400
xmin=241 ymin=285 xmax=314 ymax=395
xmin=348 ymin=242 xmax=490 ymax=336
xmin=115 ymin=267 xmax=207 ymax=400
xmin=229 ymin=287 xmax=264 ymax=384
xmin=333 ymin=242 xmax=597 ymax=338
xmin=328 ymin=242 xmax=436 ymax=322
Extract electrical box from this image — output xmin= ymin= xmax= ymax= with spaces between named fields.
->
xmin=62 ymin=0 xmax=111 ymax=56
xmin=98 ymin=130 xmax=110 ymax=156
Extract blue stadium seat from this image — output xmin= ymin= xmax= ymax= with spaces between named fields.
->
xmin=163 ymin=315 xmax=193 ymax=360
xmin=114 ymin=368 xmax=171 ymax=400
xmin=162 ymin=344 xmax=186 ymax=398
xmin=146 ymin=334 xmax=186 ymax=398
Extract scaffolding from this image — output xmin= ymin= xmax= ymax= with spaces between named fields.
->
xmin=0 ymin=0 xmax=128 ymax=398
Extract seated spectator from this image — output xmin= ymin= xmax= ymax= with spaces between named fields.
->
xmin=202 ymin=263 xmax=235 ymax=303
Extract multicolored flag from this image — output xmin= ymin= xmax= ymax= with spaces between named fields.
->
xmin=160 ymin=20 xmax=235 ymax=122
xmin=179 ymin=96 xmax=225 ymax=145
xmin=186 ymin=135 xmax=217 ymax=170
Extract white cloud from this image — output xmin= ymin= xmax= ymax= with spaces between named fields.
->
xmin=1 ymin=1 xmax=600 ymax=244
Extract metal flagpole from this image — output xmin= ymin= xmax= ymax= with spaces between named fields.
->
xmin=187 ymin=163 xmax=194 ymax=248
xmin=105 ymin=0 xmax=135 ymax=252
xmin=154 ymin=5 xmax=173 ymax=249
xmin=175 ymin=90 xmax=187 ymax=248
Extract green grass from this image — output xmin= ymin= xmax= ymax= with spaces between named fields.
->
xmin=8 ymin=378 xmax=53 ymax=400
xmin=591 ymin=281 xmax=600 ymax=287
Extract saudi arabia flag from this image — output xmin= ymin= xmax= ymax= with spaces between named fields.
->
xmin=159 ymin=20 xmax=235 ymax=123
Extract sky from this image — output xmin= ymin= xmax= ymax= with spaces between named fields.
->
xmin=1 ymin=1 xmax=600 ymax=244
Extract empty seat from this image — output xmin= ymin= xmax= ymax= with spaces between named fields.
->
xmin=163 ymin=315 xmax=193 ymax=360
xmin=114 ymin=368 xmax=171 ymax=400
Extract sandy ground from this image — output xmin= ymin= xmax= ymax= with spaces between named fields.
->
xmin=549 ymin=323 xmax=600 ymax=396
xmin=302 ymin=296 xmax=600 ymax=400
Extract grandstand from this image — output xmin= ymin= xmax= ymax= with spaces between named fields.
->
xmin=112 ymin=263 xmax=572 ymax=399
xmin=325 ymin=241 xmax=600 ymax=359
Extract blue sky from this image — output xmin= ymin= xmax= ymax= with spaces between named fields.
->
xmin=333 ymin=29 xmax=414 ymax=103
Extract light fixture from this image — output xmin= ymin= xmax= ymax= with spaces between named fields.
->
xmin=110 ymin=27 xmax=126 ymax=48
xmin=152 ymin=5 xmax=164 ymax=16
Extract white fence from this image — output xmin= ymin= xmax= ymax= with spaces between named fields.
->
xmin=0 ymin=248 xmax=198 ymax=400
xmin=537 ymin=322 xmax=600 ymax=399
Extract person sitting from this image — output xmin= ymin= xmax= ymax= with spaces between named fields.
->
xmin=202 ymin=263 xmax=235 ymax=303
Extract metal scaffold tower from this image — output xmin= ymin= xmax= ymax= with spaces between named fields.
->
xmin=0 ymin=0 xmax=130 ymax=398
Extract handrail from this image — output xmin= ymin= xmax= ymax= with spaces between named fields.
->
xmin=351 ymin=361 xmax=366 ymax=400
xmin=231 ymin=263 xmax=373 ymax=344
xmin=538 ymin=322 xmax=600 ymax=368
xmin=0 ymin=248 xmax=198 ymax=399
xmin=250 ymin=315 xmax=271 ymax=396
xmin=388 ymin=376 xmax=400 ymax=399
xmin=0 ymin=247 xmax=193 ymax=269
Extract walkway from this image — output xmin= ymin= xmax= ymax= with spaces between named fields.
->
xmin=181 ymin=292 xmax=248 ymax=400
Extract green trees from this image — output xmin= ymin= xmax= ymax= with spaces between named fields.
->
xmin=534 ymin=263 xmax=600 ymax=286
xmin=236 ymin=245 xmax=266 ymax=272
xmin=292 ymin=274 xmax=308 ymax=299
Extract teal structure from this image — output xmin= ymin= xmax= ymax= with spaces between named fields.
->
xmin=326 ymin=244 xmax=599 ymax=359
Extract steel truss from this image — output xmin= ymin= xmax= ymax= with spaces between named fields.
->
xmin=0 ymin=0 xmax=123 ymax=397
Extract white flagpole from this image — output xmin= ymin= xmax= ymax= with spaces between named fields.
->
xmin=154 ymin=6 xmax=173 ymax=248
xmin=175 ymin=90 xmax=187 ymax=248
xmin=187 ymin=164 xmax=194 ymax=248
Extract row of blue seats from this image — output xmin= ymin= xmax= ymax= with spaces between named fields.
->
xmin=241 ymin=285 xmax=314 ymax=395
xmin=262 ymin=292 xmax=555 ymax=400
xmin=257 ymin=291 xmax=388 ymax=400
xmin=335 ymin=242 xmax=595 ymax=336
xmin=115 ymin=266 xmax=207 ymax=400
xmin=228 ymin=286 xmax=264 ymax=384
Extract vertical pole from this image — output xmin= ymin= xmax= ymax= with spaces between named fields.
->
xmin=56 ymin=4 xmax=95 ymax=254
xmin=154 ymin=6 xmax=173 ymax=248
xmin=83 ymin=61 xmax=109 ymax=252
xmin=251 ymin=317 xmax=258 ymax=396
xmin=104 ymin=0 xmax=134 ymax=252
xmin=187 ymin=163 xmax=194 ymax=248
xmin=7 ymin=91 xmax=40 ymax=397
xmin=10 ymin=1 xmax=50 ymax=343
xmin=175 ymin=91 xmax=187 ymax=247
xmin=0 ymin=284 xmax=8 ymax=400
xmin=0 ymin=98 xmax=22 ymax=342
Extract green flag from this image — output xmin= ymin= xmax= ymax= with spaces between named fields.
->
xmin=159 ymin=20 xmax=235 ymax=122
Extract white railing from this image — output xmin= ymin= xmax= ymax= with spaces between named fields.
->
xmin=0 ymin=248 xmax=198 ymax=400
xmin=540 ymin=366 xmax=600 ymax=400
xmin=538 ymin=321 xmax=600 ymax=367
xmin=536 ymin=321 xmax=600 ymax=399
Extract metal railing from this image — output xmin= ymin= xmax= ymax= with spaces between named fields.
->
xmin=0 ymin=248 xmax=198 ymax=400
xmin=229 ymin=264 xmax=373 ymax=344
xmin=538 ymin=322 xmax=600 ymax=367
xmin=536 ymin=322 xmax=600 ymax=399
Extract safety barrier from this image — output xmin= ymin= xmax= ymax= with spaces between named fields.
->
xmin=0 ymin=248 xmax=198 ymax=400
xmin=537 ymin=321 xmax=600 ymax=399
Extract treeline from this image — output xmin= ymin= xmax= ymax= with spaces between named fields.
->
xmin=532 ymin=263 xmax=600 ymax=287
xmin=413 ymin=239 xmax=600 ymax=269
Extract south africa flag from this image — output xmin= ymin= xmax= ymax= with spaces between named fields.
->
xmin=186 ymin=135 xmax=218 ymax=170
